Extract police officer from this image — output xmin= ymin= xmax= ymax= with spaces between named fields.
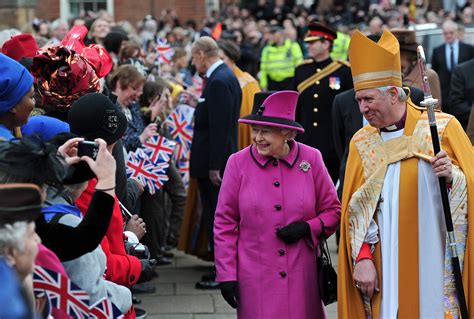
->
xmin=260 ymin=25 xmax=303 ymax=91
xmin=294 ymin=21 xmax=353 ymax=184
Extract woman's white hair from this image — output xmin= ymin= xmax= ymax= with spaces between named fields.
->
xmin=0 ymin=222 xmax=28 ymax=255
xmin=280 ymin=128 xmax=298 ymax=140
xmin=376 ymin=86 xmax=407 ymax=102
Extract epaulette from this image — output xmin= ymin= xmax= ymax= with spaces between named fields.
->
xmin=336 ymin=59 xmax=351 ymax=68
xmin=297 ymin=59 xmax=314 ymax=67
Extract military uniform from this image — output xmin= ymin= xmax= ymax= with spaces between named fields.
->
xmin=294 ymin=57 xmax=353 ymax=183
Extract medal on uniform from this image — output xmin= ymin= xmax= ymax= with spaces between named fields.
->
xmin=299 ymin=160 xmax=311 ymax=172
xmin=329 ymin=77 xmax=341 ymax=90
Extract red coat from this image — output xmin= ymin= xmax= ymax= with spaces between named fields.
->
xmin=76 ymin=179 xmax=141 ymax=287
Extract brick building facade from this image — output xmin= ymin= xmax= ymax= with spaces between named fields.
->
xmin=1 ymin=0 xmax=209 ymax=29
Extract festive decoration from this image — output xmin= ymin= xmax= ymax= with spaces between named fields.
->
xmin=156 ymin=38 xmax=175 ymax=64
xmin=143 ymin=135 xmax=176 ymax=163
xmin=33 ymin=266 xmax=90 ymax=318
xmin=165 ymin=104 xmax=194 ymax=161
xmin=177 ymin=159 xmax=190 ymax=189
xmin=126 ymin=148 xmax=169 ymax=194
xmin=33 ymin=266 xmax=123 ymax=318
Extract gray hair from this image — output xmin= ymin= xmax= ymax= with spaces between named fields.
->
xmin=0 ymin=222 xmax=28 ymax=255
xmin=442 ymin=20 xmax=458 ymax=32
xmin=281 ymin=128 xmax=298 ymax=140
xmin=376 ymin=86 xmax=407 ymax=102
xmin=50 ymin=18 xmax=68 ymax=31
xmin=192 ymin=36 xmax=219 ymax=57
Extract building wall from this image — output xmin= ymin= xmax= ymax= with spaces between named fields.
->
xmin=30 ymin=0 xmax=206 ymax=26
xmin=34 ymin=0 xmax=60 ymax=22
xmin=114 ymin=0 xmax=206 ymax=26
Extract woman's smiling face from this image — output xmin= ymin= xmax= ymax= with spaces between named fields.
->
xmin=251 ymin=124 xmax=288 ymax=158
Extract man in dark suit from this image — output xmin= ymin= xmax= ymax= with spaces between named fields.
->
xmin=189 ymin=36 xmax=242 ymax=289
xmin=294 ymin=21 xmax=353 ymax=184
xmin=431 ymin=20 xmax=474 ymax=110
xmin=332 ymin=86 xmax=424 ymax=199
xmin=448 ymin=59 xmax=474 ymax=130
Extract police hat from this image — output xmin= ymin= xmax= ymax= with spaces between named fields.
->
xmin=304 ymin=21 xmax=337 ymax=43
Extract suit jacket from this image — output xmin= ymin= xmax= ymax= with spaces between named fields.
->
xmin=190 ymin=63 xmax=242 ymax=178
xmin=431 ymin=42 xmax=474 ymax=106
xmin=331 ymin=86 xmax=423 ymax=197
xmin=294 ymin=58 xmax=353 ymax=160
xmin=467 ymin=105 xmax=474 ymax=145
xmin=448 ymin=59 xmax=474 ymax=130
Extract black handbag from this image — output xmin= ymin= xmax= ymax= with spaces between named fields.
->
xmin=317 ymin=219 xmax=337 ymax=305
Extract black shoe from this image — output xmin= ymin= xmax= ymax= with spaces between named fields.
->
xmin=131 ymin=282 xmax=156 ymax=294
xmin=132 ymin=296 xmax=141 ymax=304
xmin=195 ymin=280 xmax=220 ymax=290
xmin=156 ymin=255 xmax=173 ymax=266
xmin=135 ymin=307 xmax=147 ymax=318
xmin=159 ymin=250 xmax=174 ymax=258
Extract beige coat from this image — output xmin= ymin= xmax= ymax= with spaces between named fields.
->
xmin=403 ymin=67 xmax=442 ymax=109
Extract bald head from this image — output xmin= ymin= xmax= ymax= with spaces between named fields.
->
xmin=192 ymin=36 xmax=219 ymax=58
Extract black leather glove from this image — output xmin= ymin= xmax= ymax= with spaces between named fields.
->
xmin=220 ymin=281 xmax=239 ymax=309
xmin=137 ymin=259 xmax=157 ymax=284
xmin=276 ymin=221 xmax=310 ymax=244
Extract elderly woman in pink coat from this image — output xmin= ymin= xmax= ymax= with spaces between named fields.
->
xmin=214 ymin=90 xmax=341 ymax=318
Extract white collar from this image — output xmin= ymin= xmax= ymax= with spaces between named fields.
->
xmin=206 ymin=60 xmax=224 ymax=78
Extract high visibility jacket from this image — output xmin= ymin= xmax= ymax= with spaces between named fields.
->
xmin=259 ymin=39 xmax=303 ymax=89
xmin=330 ymin=31 xmax=350 ymax=61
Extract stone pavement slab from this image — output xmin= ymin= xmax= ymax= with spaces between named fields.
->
xmin=144 ymin=235 xmax=339 ymax=319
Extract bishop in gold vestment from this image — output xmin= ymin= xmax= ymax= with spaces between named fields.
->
xmin=338 ymin=30 xmax=474 ymax=319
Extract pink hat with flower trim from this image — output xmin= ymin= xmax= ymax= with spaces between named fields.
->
xmin=239 ymin=90 xmax=304 ymax=133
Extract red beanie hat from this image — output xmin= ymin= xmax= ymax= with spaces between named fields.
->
xmin=2 ymin=34 xmax=39 ymax=61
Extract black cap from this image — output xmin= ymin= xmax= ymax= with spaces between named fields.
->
xmin=0 ymin=184 xmax=42 ymax=225
xmin=68 ymin=93 xmax=127 ymax=145
xmin=269 ymin=25 xmax=283 ymax=33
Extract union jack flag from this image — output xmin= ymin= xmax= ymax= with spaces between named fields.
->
xmin=155 ymin=38 xmax=175 ymax=64
xmin=126 ymin=148 xmax=169 ymax=194
xmin=143 ymin=135 xmax=176 ymax=164
xmin=33 ymin=266 xmax=91 ymax=318
xmin=172 ymin=143 xmax=187 ymax=163
xmin=191 ymin=73 xmax=204 ymax=94
xmin=33 ymin=266 xmax=124 ymax=318
xmin=178 ymin=159 xmax=190 ymax=188
xmin=165 ymin=105 xmax=194 ymax=161
xmin=89 ymin=298 xmax=124 ymax=319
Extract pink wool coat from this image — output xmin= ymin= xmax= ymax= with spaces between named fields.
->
xmin=214 ymin=141 xmax=341 ymax=319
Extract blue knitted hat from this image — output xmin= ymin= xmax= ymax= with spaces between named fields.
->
xmin=0 ymin=53 xmax=34 ymax=114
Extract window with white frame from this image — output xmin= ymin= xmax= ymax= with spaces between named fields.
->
xmin=60 ymin=0 xmax=113 ymax=20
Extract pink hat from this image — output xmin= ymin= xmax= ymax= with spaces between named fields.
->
xmin=239 ymin=90 xmax=304 ymax=133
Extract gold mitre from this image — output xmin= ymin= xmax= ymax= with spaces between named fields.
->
xmin=348 ymin=29 xmax=402 ymax=91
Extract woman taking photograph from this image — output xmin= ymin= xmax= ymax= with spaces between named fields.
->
xmin=214 ymin=90 xmax=341 ymax=319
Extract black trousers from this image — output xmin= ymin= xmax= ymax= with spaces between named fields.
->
xmin=197 ymin=177 xmax=220 ymax=256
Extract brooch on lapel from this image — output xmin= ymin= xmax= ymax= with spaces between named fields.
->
xmin=299 ymin=160 xmax=311 ymax=172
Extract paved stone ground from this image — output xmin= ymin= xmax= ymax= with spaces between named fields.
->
xmin=140 ymin=238 xmax=339 ymax=319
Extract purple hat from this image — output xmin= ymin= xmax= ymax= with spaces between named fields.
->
xmin=239 ymin=90 xmax=304 ymax=133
